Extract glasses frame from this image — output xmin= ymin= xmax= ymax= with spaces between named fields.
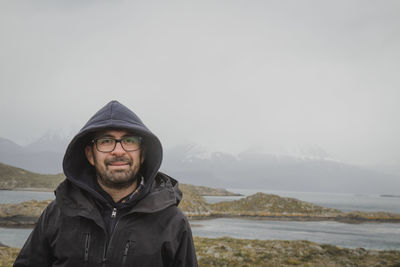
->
xmin=92 ymin=136 xmax=143 ymax=152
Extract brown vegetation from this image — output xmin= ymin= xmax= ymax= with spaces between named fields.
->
xmin=1 ymin=237 xmax=400 ymax=267
xmin=194 ymin=237 xmax=400 ymax=267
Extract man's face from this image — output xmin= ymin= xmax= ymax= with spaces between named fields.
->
xmin=85 ymin=129 xmax=145 ymax=190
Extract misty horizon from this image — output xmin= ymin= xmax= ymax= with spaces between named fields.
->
xmin=0 ymin=130 xmax=390 ymax=165
xmin=1 ymin=125 xmax=400 ymax=179
xmin=1 ymin=131 xmax=400 ymax=195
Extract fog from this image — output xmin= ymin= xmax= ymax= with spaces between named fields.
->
xmin=1 ymin=0 xmax=399 ymax=174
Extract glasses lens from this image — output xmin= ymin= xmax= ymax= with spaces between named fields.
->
xmin=96 ymin=138 xmax=116 ymax=152
xmin=121 ymin=136 xmax=142 ymax=151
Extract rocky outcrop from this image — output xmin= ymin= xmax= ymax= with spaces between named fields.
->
xmin=182 ymin=191 xmax=400 ymax=223
xmin=179 ymin=187 xmax=211 ymax=216
xmin=210 ymin=192 xmax=341 ymax=217
xmin=0 ymin=200 xmax=51 ymax=226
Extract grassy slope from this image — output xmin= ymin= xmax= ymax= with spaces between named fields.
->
xmin=0 ymin=163 xmax=64 ymax=190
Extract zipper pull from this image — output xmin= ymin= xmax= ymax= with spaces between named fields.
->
xmin=84 ymin=233 xmax=91 ymax=262
xmin=123 ymin=241 xmax=130 ymax=256
xmin=122 ymin=241 xmax=133 ymax=265
xmin=111 ymin=207 xmax=117 ymax=218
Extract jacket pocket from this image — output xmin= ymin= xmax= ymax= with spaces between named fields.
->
xmin=122 ymin=240 xmax=135 ymax=266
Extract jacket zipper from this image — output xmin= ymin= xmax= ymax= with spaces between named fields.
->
xmin=84 ymin=233 xmax=91 ymax=262
xmin=102 ymin=207 xmax=138 ymax=266
xmin=102 ymin=206 xmax=119 ymax=267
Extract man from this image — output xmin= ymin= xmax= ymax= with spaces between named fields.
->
xmin=14 ymin=100 xmax=198 ymax=267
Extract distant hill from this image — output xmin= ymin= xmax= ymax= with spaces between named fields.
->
xmin=0 ymin=162 xmax=64 ymax=190
xmin=179 ymin=184 xmax=242 ymax=196
xmin=0 ymin=162 xmax=238 ymax=196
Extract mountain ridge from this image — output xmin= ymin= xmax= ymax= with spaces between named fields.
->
xmin=1 ymin=136 xmax=400 ymax=194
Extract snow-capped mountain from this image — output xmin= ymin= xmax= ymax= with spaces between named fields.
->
xmin=162 ymin=144 xmax=400 ymax=195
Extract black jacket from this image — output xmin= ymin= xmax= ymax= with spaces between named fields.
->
xmin=13 ymin=101 xmax=198 ymax=267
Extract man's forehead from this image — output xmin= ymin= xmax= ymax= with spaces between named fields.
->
xmin=93 ymin=129 xmax=137 ymax=138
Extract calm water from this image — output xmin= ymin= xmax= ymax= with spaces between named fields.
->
xmin=0 ymin=190 xmax=54 ymax=204
xmin=191 ymin=218 xmax=400 ymax=250
xmin=3 ymin=219 xmax=400 ymax=250
xmin=1 ymin=190 xmax=400 ymax=250
xmin=0 ymin=227 xmax=32 ymax=248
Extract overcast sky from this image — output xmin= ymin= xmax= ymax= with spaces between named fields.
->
xmin=1 ymin=0 xmax=399 ymax=170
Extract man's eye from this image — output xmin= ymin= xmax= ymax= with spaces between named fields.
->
xmin=99 ymin=139 xmax=113 ymax=145
xmin=124 ymin=137 xmax=139 ymax=144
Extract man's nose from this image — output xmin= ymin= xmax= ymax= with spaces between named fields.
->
xmin=111 ymin=141 xmax=126 ymax=154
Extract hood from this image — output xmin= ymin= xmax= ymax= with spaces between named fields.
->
xmin=62 ymin=100 xmax=163 ymax=204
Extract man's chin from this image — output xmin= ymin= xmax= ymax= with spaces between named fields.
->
xmin=98 ymin=171 xmax=138 ymax=190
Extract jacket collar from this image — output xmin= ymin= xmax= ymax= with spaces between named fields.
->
xmin=55 ymin=172 xmax=182 ymax=220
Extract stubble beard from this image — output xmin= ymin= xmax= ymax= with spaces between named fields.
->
xmin=95 ymin=157 xmax=141 ymax=190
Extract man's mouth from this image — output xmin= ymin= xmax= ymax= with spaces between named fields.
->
xmin=107 ymin=162 xmax=130 ymax=171
xmin=106 ymin=158 xmax=131 ymax=168
xmin=109 ymin=162 xmax=129 ymax=166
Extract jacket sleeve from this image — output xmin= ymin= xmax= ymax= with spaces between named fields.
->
xmin=172 ymin=218 xmax=198 ymax=267
xmin=13 ymin=202 xmax=56 ymax=267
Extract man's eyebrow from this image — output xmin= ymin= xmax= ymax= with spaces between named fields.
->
xmin=95 ymin=133 xmax=136 ymax=139
xmin=122 ymin=134 xmax=138 ymax=137
xmin=95 ymin=134 xmax=114 ymax=139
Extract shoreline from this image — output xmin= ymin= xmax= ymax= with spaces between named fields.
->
xmin=188 ymin=214 xmax=400 ymax=224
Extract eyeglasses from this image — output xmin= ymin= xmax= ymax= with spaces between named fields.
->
xmin=92 ymin=136 xmax=142 ymax=152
